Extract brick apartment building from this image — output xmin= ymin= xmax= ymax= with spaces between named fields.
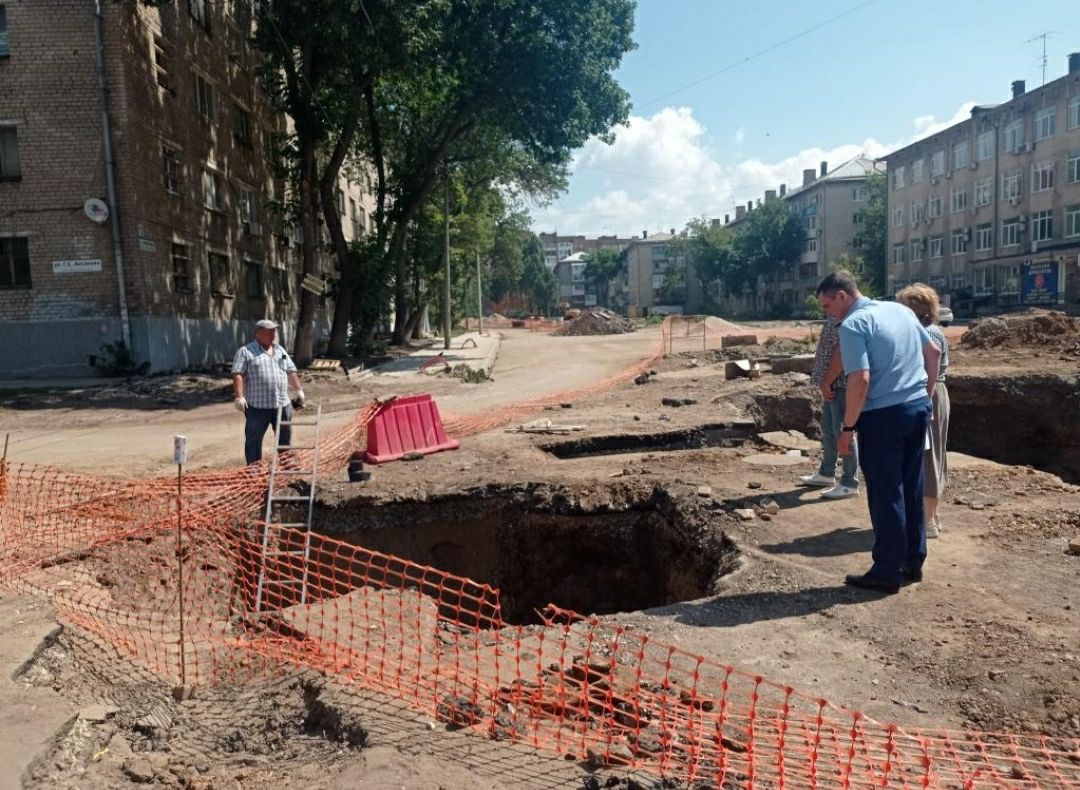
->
xmin=0 ymin=2 xmax=371 ymax=378
xmin=538 ymin=232 xmax=637 ymax=270
xmin=883 ymin=54 xmax=1080 ymax=314
xmin=619 ymin=231 xmax=703 ymax=316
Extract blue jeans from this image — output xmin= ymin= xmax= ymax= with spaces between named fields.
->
xmin=856 ymin=399 xmax=932 ymax=586
xmin=819 ymin=391 xmax=859 ymax=489
xmin=245 ymin=404 xmax=292 ymax=464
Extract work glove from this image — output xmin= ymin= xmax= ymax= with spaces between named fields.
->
xmin=234 ymin=397 xmax=248 ymax=413
xmin=293 ymin=389 xmax=306 ymax=409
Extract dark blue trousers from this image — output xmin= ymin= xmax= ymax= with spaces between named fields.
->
xmin=245 ymin=405 xmax=292 ymax=464
xmin=857 ymin=398 xmax=931 ymax=587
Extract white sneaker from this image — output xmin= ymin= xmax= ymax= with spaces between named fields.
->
xmin=822 ymin=484 xmax=860 ymax=500
xmin=926 ymin=518 xmax=941 ymax=538
xmin=799 ymin=473 xmax=835 ymax=487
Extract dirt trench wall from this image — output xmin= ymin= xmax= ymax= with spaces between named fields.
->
xmin=946 ymin=372 xmax=1080 ymax=482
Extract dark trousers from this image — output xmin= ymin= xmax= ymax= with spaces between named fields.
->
xmin=245 ymin=405 xmax=292 ymax=464
xmin=857 ymin=398 xmax=931 ymax=586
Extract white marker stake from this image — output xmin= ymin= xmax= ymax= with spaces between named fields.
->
xmin=174 ymin=435 xmax=187 ymax=687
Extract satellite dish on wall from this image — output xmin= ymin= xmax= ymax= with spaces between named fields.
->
xmin=84 ymin=198 xmax=110 ymax=224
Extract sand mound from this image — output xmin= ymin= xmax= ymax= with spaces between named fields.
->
xmin=553 ymin=308 xmax=636 ymax=336
xmin=960 ymin=310 xmax=1080 ymax=349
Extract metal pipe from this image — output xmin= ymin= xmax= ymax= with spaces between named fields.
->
xmin=93 ymin=0 xmax=131 ymax=348
xmin=442 ymin=176 xmax=451 ymax=350
xmin=475 ymin=251 xmax=483 ymax=335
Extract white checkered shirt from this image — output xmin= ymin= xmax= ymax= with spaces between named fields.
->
xmin=232 ymin=341 xmax=296 ymax=409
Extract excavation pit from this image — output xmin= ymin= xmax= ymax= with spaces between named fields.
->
xmin=540 ymin=421 xmax=755 ymax=459
xmin=309 ymin=484 xmax=738 ymax=626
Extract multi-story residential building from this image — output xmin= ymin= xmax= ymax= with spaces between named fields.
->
xmin=538 ymin=232 xmax=636 ymax=270
xmin=621 ymin=231 xmax=703 ymax=316
xmin=0 ymin=2 xmax=371 ymax=378
xmin=553 ymin=252 xmax=590 ymax=308
xmin=717 ymin=157 xmax=882 ymax=314
xmin=883 ymin=54 xmax=1080 ymax=314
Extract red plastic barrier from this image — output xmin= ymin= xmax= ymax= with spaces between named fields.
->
xmin=362 ymin=394 xmax=460 ymax=464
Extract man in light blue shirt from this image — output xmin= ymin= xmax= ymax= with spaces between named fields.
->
xmin=232 ymin=319 xmax=306 ymax=464
xmin=816 ymin=271 xmax=940 ymax=594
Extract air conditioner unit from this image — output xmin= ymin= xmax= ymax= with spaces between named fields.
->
xmin=964 ymin=228 xmax=972 ymax=241
xmin=1009 ymin=196 xmax=1021 ymax=205
xmin=1026 ymin=142 xmax=1036 ymax=153
xmin=1031 ymin=240 xmax=1039 ymax=253
xmin=815 ymin=229 xmax=822 ymax=237
xmin=969 ymin=162 xmax=979 ymax=170
xmin=930 ymin=177 xmax=940 ymax=185
xmin=245 ymin=221 xmax=263 ymax=237
xmin=945 ymin=171 xmax=953 ymax=180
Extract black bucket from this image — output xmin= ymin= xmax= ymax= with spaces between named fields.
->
xmin=347 ymin=459 xmax=371 ymax=483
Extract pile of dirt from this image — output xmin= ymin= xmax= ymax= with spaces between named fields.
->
xmin=960 ymin=310 xmax=1080 ymax=349
xmin=553 ymin=308 xmax=636 ymax=336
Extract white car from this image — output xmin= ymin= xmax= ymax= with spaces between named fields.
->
xmin=939 ymin=307 xmax=954 ymax=326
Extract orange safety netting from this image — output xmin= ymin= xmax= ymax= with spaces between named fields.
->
xmin=1 ymin=317 xmax=1078 ymax=788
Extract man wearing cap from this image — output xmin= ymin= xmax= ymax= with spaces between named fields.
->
xmin=232 ymin=320 xmax=306 ymax=464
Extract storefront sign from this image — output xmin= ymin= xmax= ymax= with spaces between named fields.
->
xmin=52 ymin=259 xmax=103 ymax=274
xmin=1021 ymin=259 xmax=1058 ymax=305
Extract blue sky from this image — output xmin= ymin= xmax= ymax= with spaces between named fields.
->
xmin=530 ymin=0 xmax=1080 ymax=237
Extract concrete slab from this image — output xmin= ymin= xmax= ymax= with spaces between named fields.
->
xmin=374 ymin=332 xmax=501 ymax=378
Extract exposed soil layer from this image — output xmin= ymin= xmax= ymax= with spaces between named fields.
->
xmin=540 ymin=421 xmax=755 ymax=459
xmin=311 ymin=483 xmax=739 ymax=625
xmin=960 ymin=309 xmax=1080 ymax=350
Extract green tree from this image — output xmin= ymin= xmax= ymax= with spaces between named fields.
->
xmin=671 ymin=217 xmax=743 ymax=295
xmin=859 ymin=171 xmax=888 ymax=295
xmin=366 ymin=0 xmax=635 ymax=344
xmin=732 ymin=197 xmax=805 ymax=295
xmin=828 ymin=252 xmax=881 ymax=298
xmin=519 ymin=236 xmax=558 ymax=315
xmin=582 ymin=246 xmax=622 ymax=307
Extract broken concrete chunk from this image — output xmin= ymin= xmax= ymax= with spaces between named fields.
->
xmin=769 ymin=354 xmax=816 ymax=375
xmin=1067 ymin=536 xmax=1080 ymax=556
xmin=758 ymin=430 xmax=816 ymax=452
xmin=122 ymin=758 xmax=156 ymax=784
xmin=760 ymin=500 xmax=780 ymax=515
xmin=697 ymin=486 xmax=713 ymax=498
xmin=721 ymin=334 xmax=758 ymax=348
xmin=734 ymin=508 xmax=757 ymax=521
xmin=78 ymin=704 xmax=119 ymax=723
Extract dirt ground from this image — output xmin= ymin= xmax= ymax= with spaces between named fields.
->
xmin=2 ymin=322 xmax=1080 ymax=788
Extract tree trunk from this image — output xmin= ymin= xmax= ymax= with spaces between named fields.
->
xmin=293 ymin=135 xmax=320 ymax=367
xmin=321 ymin=111 xmax=361 ymax=358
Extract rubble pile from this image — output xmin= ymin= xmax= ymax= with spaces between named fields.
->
xmin=961 ymin=309 xmax=1080 ymax=349
xmin=553 ymin=308 xmax=636 ymax=336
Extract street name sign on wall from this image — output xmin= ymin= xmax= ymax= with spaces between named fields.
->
xmin=52 ymin=259 xmax=103 ymax=274
xmin=1021 ymin=260 xmax=1058 ymax=305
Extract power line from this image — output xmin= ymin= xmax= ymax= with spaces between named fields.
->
xmin=636 ymin=0 xmax=880 ymax=111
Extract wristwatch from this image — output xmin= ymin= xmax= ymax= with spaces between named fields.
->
xmin=841 ymin=425 xmax=857 ymax=432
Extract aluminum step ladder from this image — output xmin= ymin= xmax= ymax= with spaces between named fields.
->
xmin=254 ymin=403 xmax=322 ymax=614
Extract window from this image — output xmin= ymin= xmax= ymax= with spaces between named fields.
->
xmin=928 ymin=193 xmax=942 ymax=219
xmin=891 ymin=243 xmax=905 ymax=265
xmin=852 ymin=186 xmax=866 ymax=201
xmin=0 ymin=126 xmax=20 ymax=180
xmin=0 ymin=7 xmax=8 ymax=58
xmin=651 ymin=245 xmax=667 ymax=263
xmin=852 ymin=235 xmax=864 ymax=249
xmin=1000 ymin=265 xmax=1021 ymax=294
xmin=806 ymin=214 xmax=817 ymax=230
xmin=929 ymin=236 xmax=943 ymax=259
xmin=232 ymin=105 xmax=251 ymax=146
xmin=162 ymin=146 xmax=181 ymax=194
xmin=244 ymin=260 xmax=263 ymax=300
xmin=852 ymin=212 xmax=863 ymax=225
xmin=1032 ymin=160 xmax=1055 ymax=192
xmin=232 ymin=0 xmax=252 ymax=31
xmin=950 ymin=228 xmax=968 ymax=256
xmin=1001 ymin=218 xmax=1021 ymax=248
xmin=911 ymin=159 xmax=924 ymax=183
xmin=910 ymin=239 xmax=923 ymax=263
xmin=910 ymin=200 xmax=925 ymax=224
xmin=350 ymin=199 xmax=362 ymax=236
xmin=1065 ymin=205 xmax=1080 ymax=238
xmin=336 ymin=188 xmax=345 ymax=216
xmin=202 ymin=169 xmax=222 ymax=210
xmin=153 ymin=35 xmax=172 ymax=92
xmin=208 ymin=252 xmax=232 ymax=295
xmin=976 ymin=130 xmax=994 ymax=161
xmin=930 ymin=150 xmax=945 ymax=177
xmin=1031 ymin=209 xmax=1053 ymax=243
xmin=236 ymin=186 xmax=258 ymax=224
xmin=171 ymin=243 xmax=192 ymax=292
xmin=1035 ymin=107 xmax=1056 ymax=141
xmin=1001 ymin=170 xmax=1021 ymax=202
xmin=974 ymin=223 xmax=993 ymax=251
xmin=0 ymin=237 xmax=30 ymax=290
xmin=195 ymin=75 xmax=214 ymax=122
xmin=189 ymin=0 xmax=209 ymax=30
xmin=1067 ymin=152 xmax=1080 ymax=184
xmin=891 ymin=165 xmax=905 ymax=190
xmin=974 ymin=268 xmax=994 ymax=295
xmin=1071 ymin=96 xmax=1080 ymax=130
xmin=952 ymin=141 xmax=968 ymax=170
xmin=270 ymin=266 xmax=290 ymax=302
xmin=804 ymin=237 xmax=818 ymax=253
xmin=951 ymin=273 xmax=966 ymax=291
xmin=950 ymin=186 xmax=968 ymax=213
xmin=1004 ymin=120 xmax=1024 ymax=153
xmin=892 ymin=205 xmax=905 ymax=227
xmin=974 ymin=177 xmax=992 ymax=207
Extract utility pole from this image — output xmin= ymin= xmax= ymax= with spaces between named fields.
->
xmin=475 ymin=251 xmax=483 ymax=335
xmin=1026 ymin=31 xmax=1056 ymax=85
xmin=443 ymin=175 xmax=451 ymax=350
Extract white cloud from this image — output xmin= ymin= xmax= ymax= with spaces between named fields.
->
xmin=531 ymin=101 xmax=976 ymax=237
